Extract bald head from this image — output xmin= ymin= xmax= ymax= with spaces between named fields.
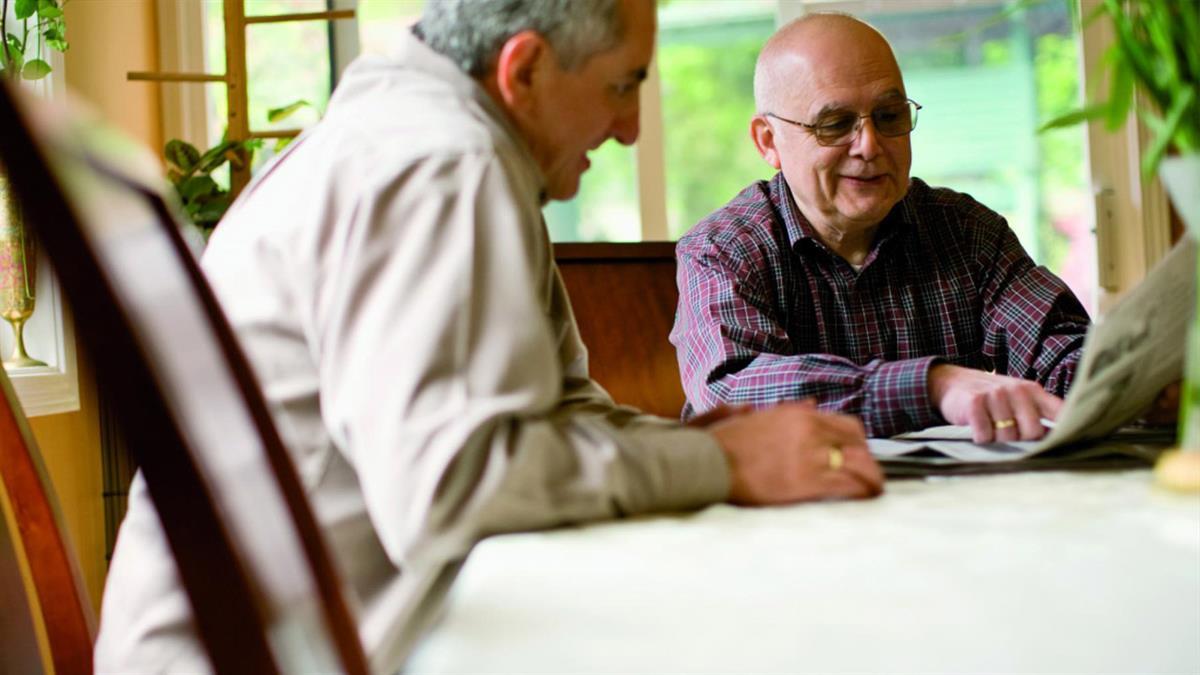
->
xmin=753 ymin=13 xmax=900 ymax=115
xmin=747 ymin=12 xmax=913 ymax=258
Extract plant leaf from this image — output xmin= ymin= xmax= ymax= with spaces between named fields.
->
xmin=179 ymin=175 xmax=220 ymax=201
xmin=1038 ymin=103 xmax=1110 ymax=132
xmin=1179 ymin=2 xmax=1200 ymax=81
xmin=196 ymin=140 xmax=240 ymax=173
xmin=5 ymin=36 xmax=24 ymax=76
xmin=14 ymin=0 xmax=37 ymax=20
xmin=21 ymin=58 xmax=50 ymax=80
xmin=36 ymin=0 xmax=62 ymax=18
xmin=267 ymin=99 xmax=310 ymax=123
xmin=194 ymin=196 xmax=231 ymax=225
xmin=1105 ymin=56 xmax=1134 ymax=131
xmin=46 ymin=38 xmax=68 ymax=52
xmin=273 ymin=136 xmax=295 ymax=153
xmin=165 ymin=139 xmax=201 ymax=174
xmin=1108 ymin=0 xmax=1170 ymax=111
xmin=1139 ymin=86 xmax=1197 ymax=178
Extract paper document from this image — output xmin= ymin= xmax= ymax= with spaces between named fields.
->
xmin=872 ymin=238 xmax=1195 ymax=474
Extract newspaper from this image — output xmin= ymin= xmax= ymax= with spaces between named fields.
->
xmin=871 ymin=238 xmax=1196 ymax=474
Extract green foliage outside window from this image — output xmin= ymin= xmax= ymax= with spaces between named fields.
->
xmin=659 ymin=29 xmax=774 ymax=238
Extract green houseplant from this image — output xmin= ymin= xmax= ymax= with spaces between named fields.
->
xmin=1042 ymin=0 xmax=1197 ymax=179
xmin=164 ymin=137 xmax=249 ymax=238
xmin=1043 ymin=0 xmax=1199 ymax=484
xmin=0 ymin=0 xmax=67 ymax=367
xmin=166 ymin=99 xmax=310 ymax=239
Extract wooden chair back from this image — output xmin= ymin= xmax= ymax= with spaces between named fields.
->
xmin=0 ymin=367 xmax=95 ymax=675
xmin=0 ymin=83 xmax=367 ymax=673
xmin=555 ymin=242 xmax=686 ymax=418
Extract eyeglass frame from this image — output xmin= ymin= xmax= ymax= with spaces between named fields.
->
xmin=763 ymin=98 xmax=923 ymax=147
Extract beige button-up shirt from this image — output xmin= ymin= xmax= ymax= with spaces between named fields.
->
xmin=95 ymin=30 xmax=729 ymax=673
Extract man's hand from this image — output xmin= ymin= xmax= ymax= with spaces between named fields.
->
xmin=699 ymin=402 xmax=884 ymax=505
xmin=1139 ymin=381 xmax=1180 ymax=427
xmin=929 ymin=364 xmax=1063 ymax=443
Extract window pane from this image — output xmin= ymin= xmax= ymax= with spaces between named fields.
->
xmin=203 ymin=0 xmax=332 ymax=174
xmin=658 ymin=0 xmax=776 ymax=239
xmin=544 ymin=142 xmax=640 ymax=242
xmin=850 ymin=1 xmax=1095 ymax=314
xmin=358 ymin=0 xmax=424 ymax=56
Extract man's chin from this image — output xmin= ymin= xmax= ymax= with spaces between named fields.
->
xmin=839 ymin=198 xmax=900 ymax=227
xmin=544 ymin=175 xmax=583 ymax=203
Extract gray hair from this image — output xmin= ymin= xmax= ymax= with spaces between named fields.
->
xmin=417 ymin=0 xmax=625 ymax=77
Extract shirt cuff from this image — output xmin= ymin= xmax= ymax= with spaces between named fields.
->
xmin=862 ymin=356 xmax=943 ymax=437
xmin=617 ymin=421 xmax=731 ymax=514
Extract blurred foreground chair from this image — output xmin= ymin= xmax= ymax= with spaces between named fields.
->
xmin=0 ymin=367 xmax=95 ymax=674
xmin=0 ymin=82 xmax=370 ymax=673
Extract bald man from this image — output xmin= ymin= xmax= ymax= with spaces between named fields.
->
xmin=670 ymin=13 xmax=1090 ymax=444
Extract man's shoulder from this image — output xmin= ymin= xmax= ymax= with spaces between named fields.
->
xmin=678 ymin=178 xmax=782 ymax=257
xmin=905 ymin=178 xmax=1006 ymax=230
xmin=901 ymin=179 xmax=1027 ymax=267
xmin=321 ymin=59 xmax=519 ymax=173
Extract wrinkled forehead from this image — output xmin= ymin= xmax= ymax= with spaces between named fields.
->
xmin=797 ymin=36 xmax=904 ymax=114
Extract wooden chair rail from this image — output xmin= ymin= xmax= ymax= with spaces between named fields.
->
xmin=0 ymin=81 xmax=367 ymax=674
xmin=0 ymin=368 xmax=95 ymax=674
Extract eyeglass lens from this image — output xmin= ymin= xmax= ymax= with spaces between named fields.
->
xmin=814 ymin=101 xmax=918 ymax=145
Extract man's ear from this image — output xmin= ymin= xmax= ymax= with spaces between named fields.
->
xmin=750 ymin=116 xmax=782 ymax=170
xmin=492 ymin=30 xmax=549 ymax=112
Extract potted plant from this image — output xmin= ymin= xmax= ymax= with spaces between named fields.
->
xmin=166 ymin=99 xmax=311 ymax=240
xmin=1043 ymin=0 xmax=1199 ymax=487
xmin=0 ymin=0 xmax=67 ymax=367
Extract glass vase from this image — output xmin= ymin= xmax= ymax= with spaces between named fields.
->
xmin=0 ymin=172 xmax=47 ymax=368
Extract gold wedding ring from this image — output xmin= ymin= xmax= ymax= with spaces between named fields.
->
xmin=828 ymin=446 xmax=844 ymax=471
xmin=993 ymin=418 xmax=1017 ymax=430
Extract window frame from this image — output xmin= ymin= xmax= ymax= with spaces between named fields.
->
xmin=2 ymin=43 xmax=81 ymax=417
xmin=159 ymin=0 xmax=1169 ymax=311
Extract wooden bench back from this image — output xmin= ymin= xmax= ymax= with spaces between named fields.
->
xmin=555 ymin=242 xmax=685 ymax=419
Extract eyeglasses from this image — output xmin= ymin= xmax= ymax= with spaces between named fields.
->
xmin=765 ymin=99 xmax=922 ymax=147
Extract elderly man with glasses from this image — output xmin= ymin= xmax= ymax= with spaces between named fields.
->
xmin=671 ymin=12 xmax=1090 ymax=444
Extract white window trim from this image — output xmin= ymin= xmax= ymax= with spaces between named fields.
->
xmin=636 ymin=55 xmax=669 ymax=240
xmin=155 ymin=0 xmax=209 ymax=151
xmin=1078 ymin=0 xmax=1172 ymax=313
xmin=2 ymin=44 xmax=80 ymax=417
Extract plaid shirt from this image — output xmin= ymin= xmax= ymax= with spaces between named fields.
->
xmin=671 ymin=173 xmax=1089 ymax=437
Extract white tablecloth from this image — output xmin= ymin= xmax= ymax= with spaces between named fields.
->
xmin=407 ymin=469 xmax=1200 ymax=674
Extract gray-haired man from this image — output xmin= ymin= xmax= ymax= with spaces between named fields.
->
xmin=96 ymin=2 xmax=882 ymax=670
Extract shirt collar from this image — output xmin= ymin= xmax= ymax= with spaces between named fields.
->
xmin=391 ymin=28 xmax=548 ymax=199
xmin=771 ymin=171 xmax=917 ymax=257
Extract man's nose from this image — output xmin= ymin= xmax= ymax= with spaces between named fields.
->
xmin=611 ymin=104 xmax=641 ymax=146
xmin=850 ymin=116 xmax=882 ymax=159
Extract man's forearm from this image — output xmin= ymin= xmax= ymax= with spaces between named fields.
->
xmin=686 ymin=351 xmax=944 ymax=437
